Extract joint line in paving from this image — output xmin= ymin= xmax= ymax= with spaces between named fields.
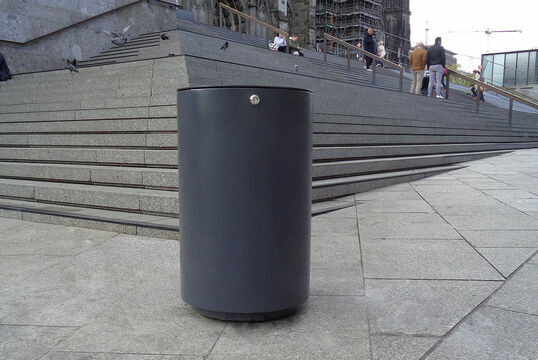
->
xmin=354 ymin=201 xmax=374 ymax=360
xmin=409 ymin=182 xmax=507 ymax=280
xmin=418 ymin=247 xmax=538 ymax=359
xmin=205 ymin=322 xmax=227 ymax=359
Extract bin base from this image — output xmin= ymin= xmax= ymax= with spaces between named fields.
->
xmin=193 ymin=307 xmax=298 ymax=322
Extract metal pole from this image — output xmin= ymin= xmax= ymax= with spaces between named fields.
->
xmin=399 ymin=68 xmax=403 ymax=92
xmin=219 ymin=7 xmax=223 ymax=28
xmin=266 ymin=29 xmax=269 ymax=50
xmin=509 ymin=99 xmax=513 ymax=126
xmin=347 ymin=50 xmax=350 ymax=72
xmin=445 ymin=73 xmax=450 ymax=99
xmin=324 ymin=36 xmax=327 ymax=62
xmin=476 ymin=86 xmax=480 ymax=113
xmin=239 ymin=16 xmax=242 ymax=39
xmin=372 ymin=61 xmax=376 ymax=85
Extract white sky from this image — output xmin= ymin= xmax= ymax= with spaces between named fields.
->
xmin=409 ymin=0 xmax=538 ymax=71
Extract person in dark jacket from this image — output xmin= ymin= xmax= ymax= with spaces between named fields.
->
xmin=426 ymin=36 xmax=446 ymax=98
xmin=0 ymin=52 xmax=11 ymax=82
xmin=363 ymin=28 xmax=377 ymax=71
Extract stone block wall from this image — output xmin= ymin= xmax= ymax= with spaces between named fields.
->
xmin=0 ymin=0 xmax=178 ymax=74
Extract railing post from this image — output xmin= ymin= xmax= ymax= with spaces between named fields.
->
xmin=286 ymin=34 xmax=289 ymax=54
xmin=347 ymin=50 xmax=350 ymax=72
xmin=323 ymin=36 xmax=327 ymax=62
xmin=476 ymin=86 xmax=480 ymax=113
xmin=266 ymin=29 xmax=269 ymax=50
xmin=238 ymin=16 xmax=242 ymax=38
xmin=509 ymin=99 xmax=513 ymax=126
xmin=372 ymin=61 xmax=376 ymax=85
xmin=219 ymin=6 xmax=223 ymax=28
xmin=399 ymin=68 xmax=403 ymax=92
xmin=445 ymin=73 xmax=450 ymax=99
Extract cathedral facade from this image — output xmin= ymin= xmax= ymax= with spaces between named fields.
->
xmin=181 ymin=0 xmax=317 ymax=47
xmin=182 ymin=0 xmax=410 ymax=65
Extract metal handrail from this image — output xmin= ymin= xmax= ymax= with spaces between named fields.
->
xmin=323 ymin=33 xmax=404 ymax=91
xmin=218 ymin=3 xmax=289 ymax=52
xmin=445 ymin=68 xmax=538 ymax=125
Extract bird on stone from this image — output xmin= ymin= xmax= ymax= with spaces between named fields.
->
xmin=294 ymin=64 xmax=299 ymax=72
xmin=65 ymin=59 xmax=79 ymax=73
xmin=161 ymin=34 xmax=169 ymax=40
xmin=100 ymin=25 xmax=132 ymax=46
xmin=220 ymin=41 xmax=229 ymax=50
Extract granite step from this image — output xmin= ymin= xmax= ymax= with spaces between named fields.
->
xmin=312 ymin=164 xmax=464 ymax=201
xmin=312 ymin=150 xmax=509 ymax=179
xmin=0 ymin=178 xmax=179 ymax=215
xmin=0 ymin=162 xmax=178 ymax=189
xmin=0 ymin=147 xmax=178 ymax=166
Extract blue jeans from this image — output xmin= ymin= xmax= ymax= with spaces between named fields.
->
xmin=428 ymin=64 xmax=444 ymax=97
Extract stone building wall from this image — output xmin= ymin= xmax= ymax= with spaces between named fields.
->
xmin=0 ymin=0 xmax=178 ymax=74
xmin=382 ymin=0 xmax=410 ymax=66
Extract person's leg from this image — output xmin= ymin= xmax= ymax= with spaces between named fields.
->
xmin=365 ymin=56 xmax=372 ymax=69
xmin=278 ymin=46 xmax=286 ymax=52
xmin=434 ymin=65 xmax=443 ymax=96
xmin=415 ymin=70 xmax=424 ymax=95
xmin=480 ymin=90 xmax=485 ymax=101
xmin=410 ymin=70 xmax=417 ymax=93
xmin=471 ymin=87 xmax=477 ymax=97
xmin=428 ymin=68 xmax=434 ymax=96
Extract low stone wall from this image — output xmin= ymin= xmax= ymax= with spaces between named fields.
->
xmin=0 ymin=0 xmax=178 ymax=74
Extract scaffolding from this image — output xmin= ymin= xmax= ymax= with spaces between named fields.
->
xmin=315 ymin=0 xmax=382 ymax=55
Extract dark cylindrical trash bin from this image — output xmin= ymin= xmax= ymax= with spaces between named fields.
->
xmin=177 ymin=86 xmax=312 ymax=321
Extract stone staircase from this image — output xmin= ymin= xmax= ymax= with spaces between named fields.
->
xmin=0 ymin=21 xmax=537 ymax=238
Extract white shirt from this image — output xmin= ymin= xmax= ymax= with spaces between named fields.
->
xmin=273 ymin=36 xmax=286 ymax=47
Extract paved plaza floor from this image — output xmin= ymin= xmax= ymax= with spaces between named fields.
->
xmin=1 ymin=149 xmax=537 ymax=359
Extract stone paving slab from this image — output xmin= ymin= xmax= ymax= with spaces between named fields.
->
xmin=0 ymin=220 xmax=117 ymax=256
xmin=0 ymin=235 xmax=178 ymax=327
xmin=207 ymin=296 xmax=370 ymax=360
xmin=460 ymin=230 xmax=538 ymax=247
xmin=370 ymin=335 xmax=438 ymax=360
xmin=486 ymin=263 xmax=538 ymax=315
xmin=57 ymin=284 xmax=224 ymax=356
xmin=0 ymin=255 xmax=67 ymax=291
xmin=0 ymin=325 xmax=77 ymax=360
xmin=310 ymin=234 xmax=364 ymax=296
xmin=362 ymin=239 xmax=503 ymax=280
xmin=442 ymin=212 xmax=538 ymax=230
xmin=357 ymin=213 xmax=461 ymax=239
xmin=41 ymin=353 xmax=199 ymax=360
xmin=476 ymin=247 xmax=537 ymax=277
xmin=426 ymin=306 xmax=538 ymax=359
xmin=365 ymin=279 xmax=500 ymax=336
xmin=1 ymin=149 xmax=538 ymax=359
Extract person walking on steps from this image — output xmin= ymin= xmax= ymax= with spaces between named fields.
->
xmin=409 ymin=42 xmax=426 ymax=94
xmin=376 ymin=40 xmax=386 ymax=67
xmin=426 ymin=37 xmax=446 ymax=98
xmin=363 ymin=28 xmax=377 ymax=71
xmin=471 ymin=69 xmax=485 ymax=102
